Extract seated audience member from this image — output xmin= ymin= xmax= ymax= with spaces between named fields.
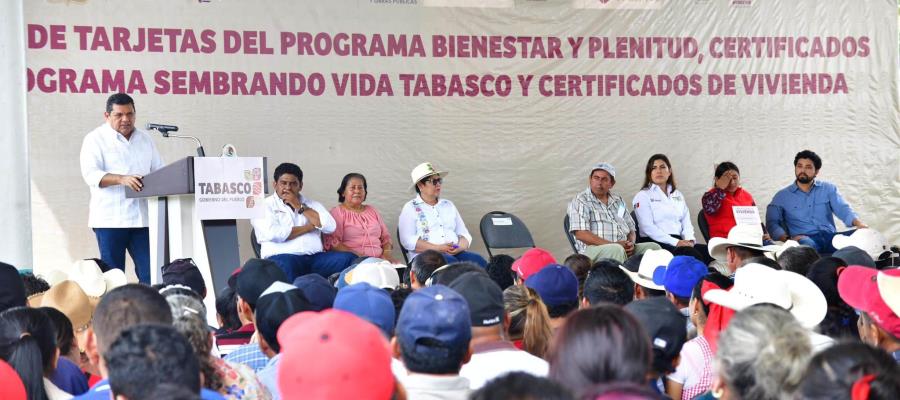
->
xmin=389 ymin=287 xmax=412 ymax=331
xmin=277 ymin=310 xmax=398 ymax=400
xmin=651 ymin=255 xmax=708 ymax=336
xmin=707 ymin=224 xmax=778 ymax=275
xmin=633 ymin=154 xmax=708 ymax=258
xmin=580 ymin=259 xmax=634 ymax=307
xmin=833 ymin=245 xmax=877 ymax=268
xmin=0 ymin=359 xmax=27 ymax=400
xmin=666 ymin=275 xmax=731 ymax=400
xmin=0 ymin=262 xmax=27 ymax=313
xmin=701 ymin=161 xmax=770 ymax=241
xmin=524 ymin=265 xmax=580 ymax=330
xmin=708 ymin=305 xmax=812 ymax=400
xmin=449 ymin=272 xmax=549 ymax=389
xmin=291 ymin=274 xmax=336 ymax=311
xmin=503 ymin=285 xmax=553 ymax=359
xmin=141 ymin=384 xmax=202 ymax=400
xmin=223 ymin=259 xmax=289 ymax=372
xmin=511 ymin=248 xmax=557 ymax=283
xmin=251 ymin=163 xmax=355 ymax=280
xmin=35 ymin=281 xmax=96 ymax=375
xmin=776 ymin=245 xmax=820 ymax=276
xmin=797 ymin=342 xmax=900 ymax=400
xmin=334 ymin=282 xmax=395 ymax=338
xmin=104 ymin=324 xmax=220 ymax=400
xmin=49 ymin=259 xmax=127 ymax=299
xmin=334 ymin=259 xmax=403 ymax=291
xmin=832 ymin=228 xmax=892 ymax=265
xmin=428 ymin=261 xmax=488 ymax=287
xmin=806 ymin=257 xmax=858 ymax=339
xmin=581 ymin=382 xmax=664 ymax=400
xmin=562 ymin=254 xmax=592 ymax=298
xmin=254 ymin=283 xmax=315 ymax=399
xmin=407 ymin=249 xmax=445 ymax=289
xmin=470 ymin=372 xmax=574 ymax=400
xmin=838 ymin=266 xmax=900 ymax=360
xmin=325 ymin=172 xmax=398 ymax=264
xmin=704 ymin=263 xmax=833 ymax=351
xmin=879 ymin=270 xmax=900 ymax=316
xmin=567 ymin=162 xmax=661 ymax=263
xmin=626 ymin=297 xmax=687 ymax=395
xmin=162 ymin=258 xmax=207 ymax=299
xmin=166 ymin=294 xmax=272 ymax=400
xmin=398 ymin=162 xmax=487 ymax=267
xmin=41 ymin=307 xmax=90 ymax=396
xmin=619 ymin=249 xmax=672 ymax=300
xmin=548 ymin=305 xmax=652 ymax=397
xmin=766 ymin=150 xmax=868 ymax=253
xmin=214 ymin=286 xmax=243 ymax=335
xmin=741 ymin=255 xmax=782 ymax=270
xmin=22 ymin=273 xmax=50 ymax=298
xmin=0 ymin=307 xmax=72 ymax=400
xmin=74 ymin=284 xmax=178 ymax=400
xmin=393 ymin=285 xmax=473 ymax=399
xmin=485 ymin=254 xmax=515 ymax=290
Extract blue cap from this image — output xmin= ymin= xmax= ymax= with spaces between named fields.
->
xmin=334 ymin=282 xmax=395 ymax=337
xmin=524 ymin=264 xmax=579 ymax=307
xmin=652 ymin=256 xmax=708 ymax=298
xmin=293 ymin=274 xmax=337 ymax=311
xmin=397 ymin=285 xmax=471 ymax=357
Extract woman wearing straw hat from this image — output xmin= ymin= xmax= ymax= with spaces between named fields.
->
xmin=398 ymin=162 xmax=487 ymax=267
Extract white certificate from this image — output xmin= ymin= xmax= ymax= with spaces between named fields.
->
xmin=732 ymin=206 xmax=761 ymax=226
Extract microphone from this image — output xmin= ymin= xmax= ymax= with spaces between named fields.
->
xmin=146 ymin=123 xmax=205 ymax=157
xmin=145 ymin=123 xmax=179 ymax=135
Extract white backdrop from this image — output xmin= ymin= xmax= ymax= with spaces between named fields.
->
xmin=22 ymin=0 xmax=900 ymax=275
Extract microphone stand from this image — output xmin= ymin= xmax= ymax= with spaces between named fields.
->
xmin=150 ymin=126 xmax=206 ymax=157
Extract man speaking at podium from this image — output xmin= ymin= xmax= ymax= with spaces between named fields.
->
xmin=79 ymin=93 xmax=162 ymax=283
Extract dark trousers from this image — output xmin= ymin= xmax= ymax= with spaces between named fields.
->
xmin=93 ymin=227 xmax=151 ymax=283
xmin=267 ymin=251 xmax=357 ymax=281
xmin=638 ymin=235 xmax=713 ymax=265
xmin=441 ymin=251 xmax=488 ymax=267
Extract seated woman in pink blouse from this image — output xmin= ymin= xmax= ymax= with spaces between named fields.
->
xmin=325 ymin=173 xmax=398 ymax=264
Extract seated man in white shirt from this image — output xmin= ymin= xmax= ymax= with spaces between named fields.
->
xmin=398 ymin=162 xmax=486 ymax=267
xmin=251 ymin=163 xmax=356 ymax=280
xmin=79 ymin=93 xmax=163 ymax=284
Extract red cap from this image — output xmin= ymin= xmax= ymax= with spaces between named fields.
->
xmin=512 ymin=248 xmax=557 ymax=280
xmin=0 ymin=360 xmax=26 ymax=400
xmin=277 ymin=309 xmax=394 ymax=400
xmin=837 ymin=266 xmax=900 ymax=337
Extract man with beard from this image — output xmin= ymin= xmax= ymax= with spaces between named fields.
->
xmin=767 ymin=150 xmax=867 ymax=253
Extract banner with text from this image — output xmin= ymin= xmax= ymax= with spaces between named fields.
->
xmin=193 ymin=157 xmax=265 ymax=220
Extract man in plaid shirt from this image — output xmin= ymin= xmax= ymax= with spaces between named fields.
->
xmin=567 ymin=163 xmax=660 ymax=262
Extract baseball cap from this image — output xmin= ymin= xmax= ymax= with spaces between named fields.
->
xmin=235 ymin=258 xmax=288 ymax=307
xmin=652 ymin=256 xmax=708 ymax=298
xmin=0 ymin=359 xmax=26 ymax=400
xmin=837 ymin=266 xmax=900 ymax=337
xmin=524 ymin=264 xmax=579 ymax=307
xmin=397 ymin=285 xmax=471 ymax=357
xmin=0 ymin=262 xmax=26 ymax=313
xmin=277 ymin=309 xmax=394 ymax=400
xmin=292 ymin=274 xmax=337 ymax=311
xmin=255 ymin=282 xmax=314 ymax=352
xmin=334 ymin=282 xmax=395 ymax=337
xmin=447 ymin=271 xmax=504 ymax=327
xmin=511 ymin=248 xmax=557 ymax=280
xmin=590 ymin=162 xmax=616 ymax=179
xmin=162 ymin=258 xmax=206 ymax=297
xmin=625 ymin=296 xmax=687 ymax=374
xmin=832 ymin=246 xmax=875 ymax=268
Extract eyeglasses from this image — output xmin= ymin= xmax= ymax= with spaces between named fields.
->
xmin=424 ymin=178 xmax=443 ymax=186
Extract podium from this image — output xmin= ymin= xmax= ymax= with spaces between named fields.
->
xmin=127 ymin=156 xmax=267 ymax=325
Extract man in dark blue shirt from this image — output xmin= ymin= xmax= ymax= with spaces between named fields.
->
xmin=766 ymin=150 xmax=867 ymax=253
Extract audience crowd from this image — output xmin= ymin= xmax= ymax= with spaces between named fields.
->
xmin=3 ymin=149 xmax=899 ymax=400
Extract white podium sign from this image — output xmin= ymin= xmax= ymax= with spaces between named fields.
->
xmin=194 ymin=157 xmax=265 ymax=220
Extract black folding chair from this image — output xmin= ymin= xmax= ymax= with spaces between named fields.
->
xmin=630 ymin=210 xmax=641 ymax=240
xmin=250 ymin=228 xmax=262 ymax=258
xmin=396 ymin=227 xmax=411 ymax=265
xmin=479 ymin=211 xmax=535 ymax=258
xmin=697 ymin=211 xmax=711 ymax=242
xmin=563 ymin=214 xmax=578 ymax=253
